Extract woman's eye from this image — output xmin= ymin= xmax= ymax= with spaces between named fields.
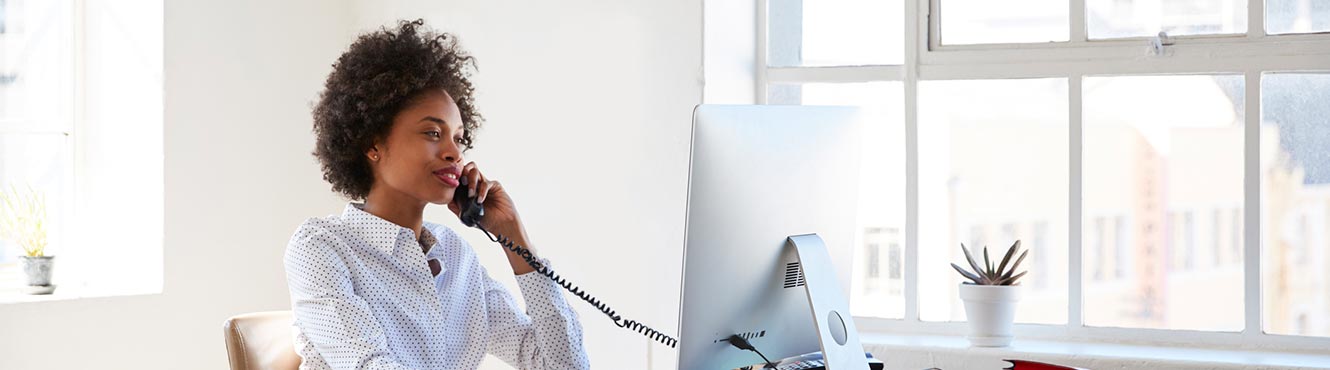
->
xmin=425 ymin=131 xmax=441 ymax=138
xmin=453 ymin=137 xmax=464 ymax=144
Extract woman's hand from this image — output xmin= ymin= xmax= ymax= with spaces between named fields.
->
xmin=447 ymin=161 xmax=529 ymax=242
xmin=447 ymin=161 xmax=538 ymax=275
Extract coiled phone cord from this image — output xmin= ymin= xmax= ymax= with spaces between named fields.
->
xmin=474 ymin=224 xmax=680 ymax=348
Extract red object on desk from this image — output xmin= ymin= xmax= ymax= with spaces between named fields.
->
xmin=1003 ymin=359 xmax=1089 ymax=370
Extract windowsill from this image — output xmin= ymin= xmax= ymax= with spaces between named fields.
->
xmin=860 ymin=333 xmax=1330 ymax=369
xmin=0 ymin=285 xmax=160 ymax=305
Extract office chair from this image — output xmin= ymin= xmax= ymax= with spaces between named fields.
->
xmin=223 ymin=311 xmax=302 ymax=370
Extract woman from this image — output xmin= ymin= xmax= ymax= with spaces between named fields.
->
xmin=284 ymin=20 xmax=590 ymax=370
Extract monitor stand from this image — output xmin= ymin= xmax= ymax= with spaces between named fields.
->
xmin=787 ymin=234 xmax=871 ymax=370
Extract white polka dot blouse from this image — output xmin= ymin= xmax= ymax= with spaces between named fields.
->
xmin=284 ymin=203 xmax=591 ymax=369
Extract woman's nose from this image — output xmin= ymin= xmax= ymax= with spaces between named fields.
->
xmin=441 ymin=140 xmax=462 ymax=162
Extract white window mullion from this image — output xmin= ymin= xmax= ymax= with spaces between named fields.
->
xmin=1070 ymin=0 xmax=1087 ymax=42
xmin=921 ymin=40 xmax=1330 ymax=71
xmin=0 ymin=126 xmax=72 ymax=135
xmin=926 ymin=0 xmax=940 ymax=51
xmin=1243 ymin=17 xmax=1266 ymax=331
xmin=69 ymin=0 xmax=90 ymax=294
xmin=917 ymin=55 xmax=1330 ymax=81
xmin=71 ymin=0 xmax=88 ymax=228
xmin=1242 ymin=70 xmax=1262 ymax=337
xmin=756 ymin=0 xmax=770 ymax=104
xmin=766 ymin=66 xmax=905 ymax=84
xmin=903 ymin=79 xmax=920 ymax=323
xmin=1069 ymin=74 xmax=1084 ymax=328
xmin=904 ymin=0 xmax=924 ymax=324
xmin=1249 ymin=0 xmax=1266 ymax=40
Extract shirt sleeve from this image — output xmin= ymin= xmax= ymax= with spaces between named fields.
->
xmin=482 ymin=258 xmax=591 ymax=370
xmin=284 ymin=224 xmax=413 ymax=370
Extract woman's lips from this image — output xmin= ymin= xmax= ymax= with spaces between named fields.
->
xmin=435 ymin=171 xmax=460 ymax=187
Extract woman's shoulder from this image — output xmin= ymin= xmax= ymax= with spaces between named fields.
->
xmin=285 ymin=214 xmax=354 ymax=258
xmin=292 ymin=213 xmax=353 ymax=239
xmin=295 ymin=214 xmax=350 ymax=233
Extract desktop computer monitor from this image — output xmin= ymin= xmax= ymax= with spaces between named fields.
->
xmin=677 ymin=105 xmax=869 ymax=369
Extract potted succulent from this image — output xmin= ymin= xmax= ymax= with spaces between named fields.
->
xmin=0 ymin=184 xmax=55 ymax=295
xmin=951 ymin=240 xmax=1027 ymax=347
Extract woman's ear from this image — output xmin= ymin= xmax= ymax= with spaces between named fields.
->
xmin=367 ymin=146 xmax=381 ymax=163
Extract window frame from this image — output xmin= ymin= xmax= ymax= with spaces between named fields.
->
xmin=756 ymin=0 xmax=1330 ymax=353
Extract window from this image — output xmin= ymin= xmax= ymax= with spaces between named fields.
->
xmin=920 ymin=77 xmax=1069 ymax=324
xmin=1086 ymin=73 xmax=1245 ymax=330
xmin=1087 ymin=0 xmax=1247 ymax=39
xmin=759 ymin=0 xmax=1330 ymax=351
xmin=1093 ymin=217 xmax=1109 ymax=280
xmin=1113 ymin=215 xmax=1127 ymax=279
xmin=769 ymin=81 xmax=905 ymax=319
xmin=866 ymin=240 xmax=881 ymax=279
xmin=1032 ymin=221 xmax=1051 ymax=281
xmin=0 ymin=0 xmax=163 ymax=300
xmin=1261 ymin=73 xmax=1330 ymax=337
xmin=1212 ymin=209 xmax=1224 ymax=266
xmin=768 ymin=0 xmax=904 ymax=66
xmin=1183 ymin=211 xmax=1196 ymax=270
xmin=1231 ymin=208 xmax=1242 ymax=263
xmin=0 ymin=0 xmax=76 ymax=292
xmin=888 ymin=241 xmax=902 ymax=280
xmin=1267 ymin=0 xmax=1330 ymax=35
xmin=940 ymin=0 xmax=1068 ymax=44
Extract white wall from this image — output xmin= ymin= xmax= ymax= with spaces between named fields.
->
xmin=347 ymin=1 xmax=702 ymax=368
xmin=0 ymin=0 xmax=702 ymax=369
xmin=0 ymin=1 xmax=353 ymax=368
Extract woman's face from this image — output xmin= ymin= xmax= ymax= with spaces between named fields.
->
xmin=368 ymin=89 xmax=467 ymax=205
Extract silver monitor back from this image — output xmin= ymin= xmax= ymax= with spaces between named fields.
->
xmin=677 ymin=105 xmax=863 ymax=369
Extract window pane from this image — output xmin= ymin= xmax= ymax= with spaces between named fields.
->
xmin=769 ymin=82 xmax=906 ymax=318
xmin=768 ymin=0 xmax=903 ymax=66
xmin=919 ymin=79 xmax=1069 ymax=324
xmin=1083 ymin=75 xmax=1245 ymax=332
xmin=1267 ymin=0 xmax=1330 ymax=34
xmin=0 ymin=133 xmax=72 ymax=260
xmin=0 ymin=0 xmax=75 ymax=127
xmin=1261 ymin=73 xmax=1330 ymax=337
xmin=1088 ymin=0 xmax=1247 ymax=39
xmin=940 ymin=0 xmax=1068 ymax=44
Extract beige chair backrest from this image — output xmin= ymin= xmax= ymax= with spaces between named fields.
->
xmin=223 ymin=311 xmax=302 ymax=370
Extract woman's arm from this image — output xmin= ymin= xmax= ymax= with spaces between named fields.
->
xmin=452 ymin=162 xmax=590 ymax=368
xmin=285 ymin=225 xmax=413 ymax=370
xmin=482 ymin=261 xmax=591 ymax=370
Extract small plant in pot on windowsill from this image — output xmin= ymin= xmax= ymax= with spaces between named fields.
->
xmin=0 ymin=184 xmax=55 ymax=295
xmin=951 ymin=240 xmax=1027 ymax=347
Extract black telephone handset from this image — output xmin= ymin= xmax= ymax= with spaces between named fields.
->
xmin=453 ymin=178 xmax=678 ymax=348
xmin=454 ymin=180 xmax=485 ymax=228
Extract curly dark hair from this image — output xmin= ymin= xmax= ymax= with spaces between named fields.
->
xmin=312 ymin=19 xmax=483 ymax=200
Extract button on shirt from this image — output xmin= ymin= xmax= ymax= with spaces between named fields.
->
xmin=284 ymin=203 xmax=590 ymax=370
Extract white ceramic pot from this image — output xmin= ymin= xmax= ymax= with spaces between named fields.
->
xmin=20 ymin=256 xmax=55 ymax=292
xmin=959 ymin=283 xmax=1022 ymax=347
